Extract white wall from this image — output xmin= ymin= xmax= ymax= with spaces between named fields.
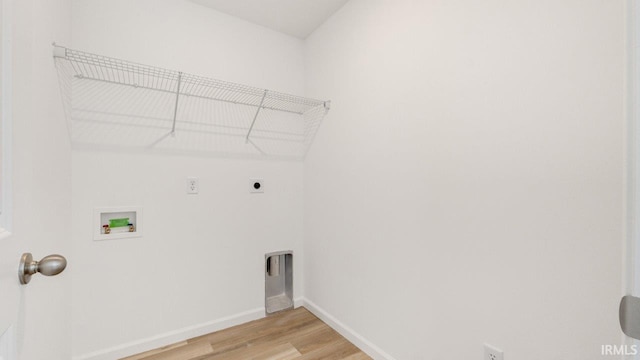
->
xmin=304 ymin=1 xmax=624 ymax=359
xmin=70 ymin=0 xmax=305 ymax=358
xmin=70 ymin=0 xmax=627 ymax=358
xmin=11 ymin=0 xmax=72 ymax=359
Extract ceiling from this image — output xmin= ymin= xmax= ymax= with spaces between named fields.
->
xmin=190 ymin=0 xmax=350 ymax=39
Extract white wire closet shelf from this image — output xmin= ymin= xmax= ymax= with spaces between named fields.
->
xmin=53 ymin=44 xmax=330 ymax=160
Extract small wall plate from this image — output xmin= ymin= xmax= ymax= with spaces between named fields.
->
xmin=250 ymin=178 xmax=264 ymax=193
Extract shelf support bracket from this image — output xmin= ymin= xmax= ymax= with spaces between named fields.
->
xmin=246 ymin=90 xmax=268 ymax=143
xmin=171 ymin=72 xmax=183 ymax=135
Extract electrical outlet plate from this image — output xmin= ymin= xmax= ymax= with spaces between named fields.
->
xmin=187 ymin=177 xmax=199 ymax=194
xmin=484 ymin=344 xmax=504 ymax=360
xmin=250 ymin=178 xmax=264 ymax=193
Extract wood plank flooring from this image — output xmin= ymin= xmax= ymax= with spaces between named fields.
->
xmin=121 ymin=307 xmax=371 ymax=360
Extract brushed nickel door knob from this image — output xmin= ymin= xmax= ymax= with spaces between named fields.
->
xmin=19 ymin=253 xmax=67 ymax=285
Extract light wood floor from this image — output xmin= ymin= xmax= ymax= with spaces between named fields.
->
xmin=121 ymin=307 xmax=371 ymax=360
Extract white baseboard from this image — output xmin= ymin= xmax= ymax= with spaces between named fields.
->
xmin=74 ymin=297 xmax=303 ymax=360
xmin=72 ymin=297 xmax=388 ymax=360
xmin=300 ymin=298 xmax=396 ymax=360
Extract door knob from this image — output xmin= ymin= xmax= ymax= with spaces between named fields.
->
xmin=19 ymin=253 xmax=67 ymax=285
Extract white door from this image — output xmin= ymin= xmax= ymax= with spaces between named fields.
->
xmin=0 ymin=0 xmax=18 ymax=358
xmin=627 ymin=2 xmax=640 ymax=359
xmin=0 ymin=1 xmax=71 ymax=359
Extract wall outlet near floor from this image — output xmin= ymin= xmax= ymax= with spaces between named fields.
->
xmin=484 ymin=344 xmax=503 ymax=360
xmin=187 ymin=177 xmax=199 ymax=194
xmin=250 ymin=178 xmax=264 ymax=193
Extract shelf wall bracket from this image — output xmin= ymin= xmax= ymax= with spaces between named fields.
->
xmin=171 ymin=72 xmax=183 ymax=135
xmin=246 ymin=89 xmax=268 ymax=144
xmin=323 ymin=101 xmax=331 ymax=115
xmin=52 ymin=43 xmax=67 ymax=58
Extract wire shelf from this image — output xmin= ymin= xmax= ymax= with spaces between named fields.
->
xmin=53 ymin=45 xmax=330 ymax=160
